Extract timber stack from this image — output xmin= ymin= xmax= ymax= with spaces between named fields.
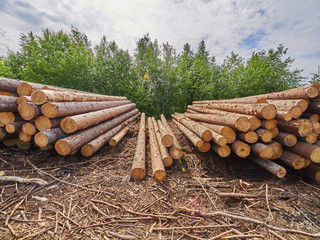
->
xmin=172 ymin=83 xmax=320 ymax=183
xmin=0 ymin=77 xmax=139 ymax=156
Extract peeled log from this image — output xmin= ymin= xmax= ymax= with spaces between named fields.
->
xmin=230 ymin=140 xmax=250 ymax=158
xmin=277 ymin=119 xmax=312 ymax=137
xmin=18 ymin=102 xmax=41 ymax=120
xmin=172 ymin=114 xmax=212 ymax=141
xmin=275 ymin=132 xmax=297 ymax=147
xmin=256 ymin=128 xmax=273 ymax=143
xmin=198 ymin=122 xmax=236 ymax=144
xmin=35 ymin=116 xmax=62 ymax=131
xmin=0 ymin=77 xmax=21 ymax=92
xmin=285 ymin=142 xmax=320 ymax=163
xmin=237 ymin=131 xmax=258 ymax=144
xmin=5 ymin=121 xmax=25 ymax=134
xmin=172 ymin=119 xmax=204 ymax=148
xmin=152 ymin=117 xmax=173 ymax=167
xmin=160 ymin=114 xmax=183 ymax=159
xmin=212 ymin=145 xmax=231 ymax=157
xmin=248 ymin=156 xmax=286 ymax=178
xmin=278 ymin=151 xmax=305 ymax=170
xmin=147 ymin=117 xmax=166 ymax=182
xmin=31 ymin=89 xmax=127 ymax=105
xmin=267 ymin=99 xmax=309 ymax=112
xmin=130 ymin=113 xmax=146 ymax=180
xmin=0 ymin=96 xmax=18 ymax=112
xmin=270 ymin=127 xmax=279 ymax=139
xmin=250 ymin=143 xmax=274 ymax=160
xmin=301 ymin=164 xmax=320 ymax=183
xmin=109 ymin=126 xmax=129 ymax=147
xmin=55 ymin=109 xmax=138 ymax=155
xmin=41 ymin=100 xmax=131 ymax=118
xmin=261 ymin=119 xmax=277 ymax=130
xmin=22 ymin=122 xmax=36 ymax=135
xmin=60 ymin=103 xmax=136 ymax=133
xmin=0 ymin=91 xmax=16 ymax=97
xmin=268 ymin=141 xmax=283 ymax=159
xmin=276 ymin=111 xmax=292 ymax=121
xmin=16 ymin=96 xmax=32 ymax=105
xmin=81 ymin=113 xmax=140 ymax=157
xmin=156 ymin=119 xmax=173 ymax=147
xmin=34 ymin=127 xmax=69 ymax=148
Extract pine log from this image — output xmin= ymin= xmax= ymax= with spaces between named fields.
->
xmin=18 ymin=102 xmax=42 ymax=120
xmin=270 ymin=127 xmax=279 ymax=139
xmin=81 ymin=113 xmax=140 ymax=157
xmin=0 ymin=96 xmax=18 ymax=112
xmin=172 ymin=114 xmax=213 ymax=141
xmin=147 ymin=117 xmax=166 ymax=181
xmin=212 ymin=144 xmax=231 ymax=157
xmin=157 ymin=119 xmax=173 ymax=147
xmin=261 ymin=119 xmax=277 ymax=130
xmin=3 ymin=138 xmax=19 ymax=147
xmin=276 ymin=111 xmax=292 ymax=121
xmin=31 ymin=89 xmax=127 ymax=105
xmin=248 ymin=116 xmax=262 ymax=131
xmin=298 ymin=132 xmax=319 ymax=144
xmin=5 ymin=121 xmax=26 ymax=134
xmin=275 ymin=132 xmax=297 ymax=147
xmin=237 ymin=131 xmax=258 ymax=144
xmin=109 ymin=126 xmax=129 ymax=146
xmin=267 ymin=99 xmax=309 ymax=112
xmin=19 ymin=131 xmax=31 ymax=142
xmin=183 ymin=113 xmax=250 ymax=132
xmin=250 ymin=143 xmax=274 ymax=160
xmin=160 ymin=115 xmax=183 ymax=159
xmin=312 ymin=121 xmax=320 ymax=132
xmin=34 ymin=127 xmax=69 ymax=148
xmin=0 ymin=77 xmax=21 ymax=92
xmin=0 ymin=91 xmax=17 ymax=97
xmin=131 ymin=113 xmax=146 ymax=180
xmin=248 ymin=156 xmax=286 ymax=178
xmin=206 ymin=103 xmax=276 ymax=119
xmin=0 ymin=112 xmax=22 ymax=125
xmin=16 ymin=96 xmax=32 ymax=105
xmin=193 ymin=97 xmax=268 ymax=104
xmin=35 ymin=116 xmax=62 ymax=131
xmin=22 ymin=122 xmax=36 ymax=136
xmin=60 ymin=103 xmax=136 ymax=133
xmin=198 ymin=122 xmax=236 ymax=144
xmin=197 ymin=141 xmax=211 ymax=152
xmin=277 ymin=119 xmax=312 ymax=137
xmin=172 ymin=119 xmax=204 ymax=148
xmin=301 ymin=112 xmax=320 ymax=122
xmin=230 ymin=140 xmax=250 ymax=158
xmin=306 ymin=102 xmax=320 ymax=114
xmin=55 ymin=109 xmax=138 ymax=155
xmin=268 ymin=141 xmax=283 ymax=159
xmin=285 ymin=142 xmax=320 ymax=163
xmin=278 ymin=151 xmax=305 ymax=170
xmin=301 ymin=164 xmax=320 ymax=183
xmin=41 ymin=100 xmax=131 ymax=118
xmin=16 ymin=139 xmax=31 ymax=150
xmin=152 ymin=117 xmax=173 ymax=167
xmin=256 ymin=128 xmax=273 ymax=143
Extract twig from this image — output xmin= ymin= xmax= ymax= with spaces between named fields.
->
xmin=209 ymin=229 xmax=233 ymax=240
xmin=176 ymin=230 xmax=207 ymax=240
xmin=0 ymin=176 xmax=48 ymax=185
xmin=217 ymin=192 xmax=258 ymax=198
xmin=197 ymin=179 xmax=218 ymax=210
xmin=266 ymin=184 xmax=273 ymax=219
xmin=222 ymin=234 xmax=264 ymax=239
xmin=268 ymin=230 xmax=288 ymax=240
xmin=106 ymin=231 xmax=137 ymax=240
xmin=91 ymin=199 xmax=120 ymax=209
xmin=152 ymin=224 xmax=234 ymax=231
xmin=18 ymin=227 xmax=54 ymax=240
xmin=121 ymin=204 xmax=177 ymax=220
xmin=91 ymin=202 xmax=109 ymax=217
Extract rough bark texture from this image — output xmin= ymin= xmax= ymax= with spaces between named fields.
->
xmin=131 ymin=113 xmax=146 ymax=180
xmin=35 ymin=116 xmax=62 ymax=131
xmin=0 ymin=77 xmax=21 ymax=92
xmin=275 ymin=132 xmax=297 ymax=147
xmin=18 ymin=102 xmax=42 ymax=121
xmin=256 ymin=128 xmax=273 ymax=143
xmin=34 ymin=127 xmax=69 ymax=148
xmin=212 ymin=145 xmax=231 ymax=157
xmin=198 ymin=122 xmax=236 ymax=144
xmin=172 ymin=119 xmax=204 ymax=148
xmin=109 ymin=126 xmax=129 ymax=146
xmin=5 ymin=121 xmax=26 ymax=134
xmin=0 ymin=96 xmax=18 ymax=112
xmin=230 ymin=140 xmax=250 ymax=158
xmin=301 ymin=164 xmax=320 ymax=183
xmin=277 ymin=119 xmax=312 ymax=137
xmin=285 ymin=142 xmax=320 ymax=163
xmin=250 ymin=143 xmax=274 ymax=160
xmin=278 ymin=151 xmax=305 ymax=170
xmin=301 ymin=112 xmax=320 ymax=122
xmin=0 ymin=128 xmax=19 ymax=141
xmin=307 ymin=101 xmax=320 ymax=114
xmin=237 ymin=131 xmax=258 ymax=144
xmin=249 ymin=156 xmax=286 ymax=178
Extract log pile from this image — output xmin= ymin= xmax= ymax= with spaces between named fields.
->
xmin=0 ymin=77 xmax=139 ymax=156
xmin=173 ymin=83 xmax=320 ymax=183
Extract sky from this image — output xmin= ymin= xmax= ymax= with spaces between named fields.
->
xmin=0 ymin=0 xmax=319 ymax=80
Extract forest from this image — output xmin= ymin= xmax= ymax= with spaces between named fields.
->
xmin=0 ymin=27 xmax=318 ymax=118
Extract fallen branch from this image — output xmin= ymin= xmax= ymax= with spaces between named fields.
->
xmin=18 ymin=227 xmax=54 ymax=240
xmin=0 ymin=176 xmax=48 ymax=186
xmin=152 ymin=224 xmax=234 ymax=231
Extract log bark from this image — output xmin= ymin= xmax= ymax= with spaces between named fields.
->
xmin=248 ymin=156 xmax=286 ymax=178
xmin=268 ymin=141 xmax=283 ymax=159
xmin=152 ymin=117 xmax=173 ymax=167
xmin=157 ymin=119 xmax=173 ymax=147
xmin=275 ymin=132 xmax=297 ymax=147
xmin=276 ymin=111 xmax=292 ymax=121
xmin=212 ymin=145 xmax=231 ymax=157
xmin=19 ymin=131 xmax=31 ymax=142
xmin=147 ymin=117 xmax=166 ymax=182
xmin=35 ymin=116 xmax=62 ymax=131
xmin=261 ymin=119 xmax=277 ymax=130
xmin=34 ymin=127 xmax=69 ymax=148
xmin=0 ymin=128 xmax=19 ymax=141
xmin=0 ymin=112 xmax=22 ymax=125
xmin=0 ymin=96 xmax=18 ymax=112
xmin=131 ymin=113 xmax=146 ymax=180
xmin=230 ymin=140 xmax=250 ymax=158
xmin=55 ymin=109 xmax=139 ymax=155
xmin=270 ymin=127 xmax=279 ymax=139
xmin=250 ymin=143 xmax=274 ymax=160
xmin=301 ymin=112 xmax=320 ymax=122
xmin=278 ymin=151 xmax=305 ymax=170
xmin=31 ymin=89 xmax=127 ymax=105
xmin=160 ymin=115 xmax=183 ymax=159
xmin=0 ymin=77 xmax=21 ymax=92
xmin=301 ymin=164 xmax=320 ymax=183
xmin=277 ymin=119 xmax=312 ymax=137
xmin=198 ymin=122 xmax=236 ymax=144
xmin=267 ymin=99 xmax=309 ymax=111
xmin=81 ymin=113 xmax=140 ymax=157
xmin=60 ymin=103 xmax=136 ymax=133
xmin=16 ymin=96 xmax=32 ymax=105
xmin=197 ymin=141 xmax=211 ymax=152
xmin=41 ymin=100 xmax=131 ymax=118
xmin=285 ymin=142 xmax=320 ymax=163
xmin=109 ymin=126 xmax=129 ymax=146
xmin=237 ymin=131 xmax=258 ymax=144
xmin=256 ymin=128 xmax=273 ymax=143
xmin=172 ymin=114 xmax=213 ymax=141
xmin=306 ymin=101 xmax=320 ymax=114
xmin=5 ymin=121 xmax=26 ymax=134
xmin=22 ymin=122 xmax=36 ymax=135
xmin=18 ymin=102 xmax=42 ymax=120
xmin=172 ymin=119 xmax=204 ymax=148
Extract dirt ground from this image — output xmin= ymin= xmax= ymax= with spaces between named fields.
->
xmin=0 ymin=122 xmax=320 ymax=240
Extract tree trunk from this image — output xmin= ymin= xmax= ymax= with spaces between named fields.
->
xmin=237 ymin=131 xmax=258 ymax=144
xmin=35 ymin=116 xmax=62 ymax=131
xmin=198 ymin=122 xmax=236 ymax=144
xmin=5 ymin=121 xmax=26 ymax=134
xmin=41 ymin=100 xmax=131 ymax=118
xmin=16 ymin=96 xmax=32 ymax=105
xmin=285 ymin=142 xmax=320 ymax=163
xmin=256 ymin=128 xmax=273 ymax=143
xmin=301 ymin=112 xmax=320 ymax=122
xmin=31 ymin=89 xmax=127 ymax=105
xmin=18 ymin=102 xmax=42 ymax=120
xmin=277 ymin=119 xmax=312 ymax=137
xmin=301 ymin=164 xmax=320 ymax=183
xmin=230 ymin=140 xmax=250 ymax=158
xmin=250 ymin=143 xmax=274 ymax=160
xmin=212 ymin=144 xmax=231 ymax=157
xmin=60 ymin=103 xmax=136 ymax=133
xmin=156 ymin=119 xmax=173 ymax=147
xmin=248 ymin=156 xmax=286 ymax=178
xmin=270 ymin=127 xmax=279 ymax=139
xmin=160 ymin=114 xmax=183 ymax=159
xmin=0 ymin=96 xmax=18 ymax=112
xmin=267 ymin=99 xmax=309 ymax=111
xmin=276 ymin=111 xmax=292 ymax=121
xmin=147 ymin=117 xmax=166 ymax=182
xmin=22 ymin=122 xmax=36 ymax=135
xmin=0 ymin=77 xmax=21 ymax=92
xmin=34 ymin=127 xmax=69 ymax=148
xmin=131 ymin=113 xmax=146 ymax=180
xmin=275 ymin=132 xmax=297 ymax=147
xmin=109 ymin=126 xmax=129 ymax=146
xmin=55 ymin=109 xmax=139 ymax=155
xmin=278 ymin=151 xmax=305 ymax=170
xmin=172 ymin=119 xmax=204 ymax=148
xmin=268 ymin=141 xmax=283 ymax=159
xmin=261 ymin=119 xmax=277 ymax=130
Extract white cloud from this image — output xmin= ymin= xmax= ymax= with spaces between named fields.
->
xmin=0 ymin=0 xmax=319 ymax=78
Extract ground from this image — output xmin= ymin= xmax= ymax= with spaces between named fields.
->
xmin=0 ymin=122 xmax=320 ymax=240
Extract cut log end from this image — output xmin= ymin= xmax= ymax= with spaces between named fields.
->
xmin=31 ymin=89 xmax=47 ymax=105
xmin=202 ymin=129 xmax=213 ymax=141
xmin=217 ymin=136 xmax=227 ymax=146
xmin=60 ymin=117 xmax=77 ymax=133
xmin=197 ymin=141 xmax=211 ymax=152
xmin=18 ymin=103 xmax=35 ymax=120
xmin=290 ymin=106 xmax=303 ymax=119
xmin=5 ymin=124 xmax=15 ymax=133
xmin=293 ymin=157 xmax=306 ymax=170
xmin=221 ymin=127 xmax=236 ymax=143
xmin=81 ymin=144 xmax=94 ymax=157
xmin=282 ymin=112 xmax=292 ymax=121
xmin=34 ymin=132 xmax=49 ymax=148
xmin=17 ymin=82 xmax=33 ymax=96
xmin=248 ymin=117 xmax=261 ymax=131
xmin=214 ymin=145 xmax=231 ymax=157
xmin=245 ymin=132 xmax=258 ymax=143
xmin=261 ymin=104 xmax=277 ymax=119
xmin=55 ymin=140 xmax=71 ymax=156
xmin=260 ymin=147 xmax=274 ymax=160
xmin=41 ymin=103 xmax=58 ymax=118
xmin=161 ymin=134 xmax=173 ymax=147
xmin=163 ymin=157 xmax=173 ymax=167
xmin=277 ymin=168 xmax=287 ymax=178
xmin=170 ymin=147 xmax=183 ymax=159
xmin=22 ymin=122 xmax=36 ymax=135
xmin=310 ymin=148 xmax=320 ymax=163
xmin=130 ymin=168 xmax=146 ymax=180
xmin=299 ymin=120 xmax=312 ymax=137
xmin=109 ymin=139 xmax=117 ymax=146
xmin=154 ymin=170 xmax=166 ymax=182
xmin=307 ymin=86 xmax=318 ymax=98
xmin=233 ymin=141 xmax=250 ymax=158
xmin=19 ymin=131 xmax=31 ymax=142
xmin=284 ymin=134 xmax=297 ymax=147
xmin=235 ymin=117 xmax=250 ymax=132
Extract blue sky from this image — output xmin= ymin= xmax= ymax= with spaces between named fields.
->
xmin=0 ymin=0 xmax=319 ymax=79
